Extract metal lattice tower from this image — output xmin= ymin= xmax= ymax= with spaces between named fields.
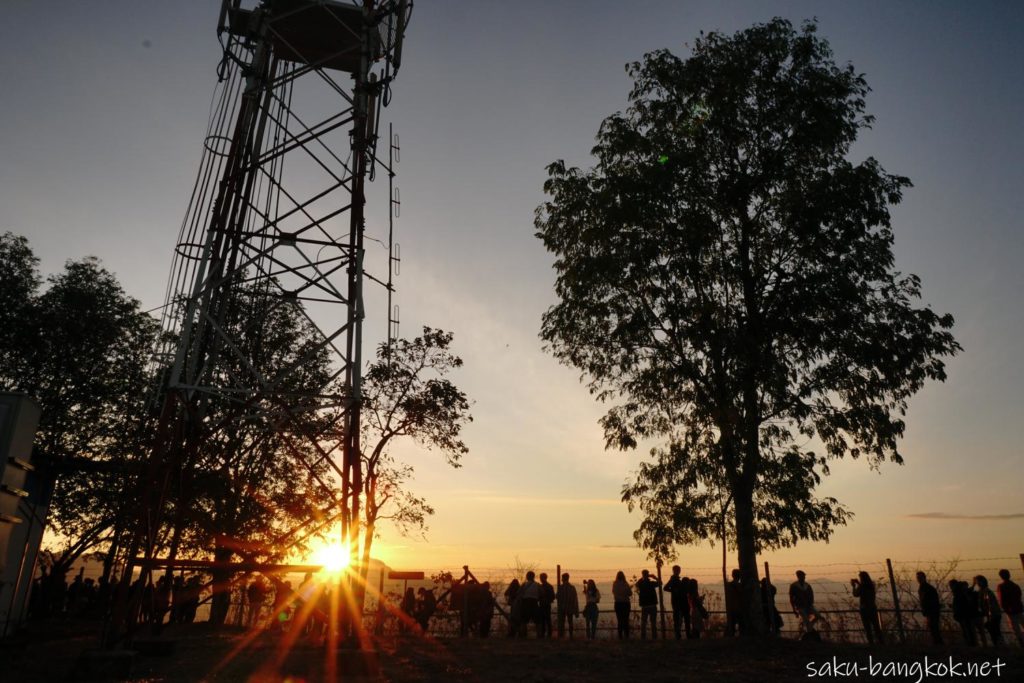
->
xmin=108 ymin=0 xmax=409 ymax=643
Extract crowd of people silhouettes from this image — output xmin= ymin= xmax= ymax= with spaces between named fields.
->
xmin=408 ymin=565 xmax=1024 ymax=648
xmin=24 ymin=560 xmax=1024 ymax=649
xmin=28 ymin=566 xmax=205 ymax=632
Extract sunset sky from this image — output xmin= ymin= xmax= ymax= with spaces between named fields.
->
xmin=1 ymin=1 xmax=1022 ymax=577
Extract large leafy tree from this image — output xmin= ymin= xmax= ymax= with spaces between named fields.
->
xmin=0 ymin=232 xmax=160 ymax=574
xmin=535 ymin=19 xmax=959 ymax=633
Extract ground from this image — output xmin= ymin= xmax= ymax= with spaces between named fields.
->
xmin=3 ymin=621 xmax=1022 ymax=682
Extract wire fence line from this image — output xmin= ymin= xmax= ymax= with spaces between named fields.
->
xmin=32 ymin=554 xmax=1023 ymax=648
xmin=354 ymin=554 xmax=1024 ymax=646
xmin=383 ymin=606 xmax=981 ymax=644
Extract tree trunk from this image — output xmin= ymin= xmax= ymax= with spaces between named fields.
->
xmin=208 ymin=544 xmax=234 ymax=626
xmin=354 ymin=521 xmax=375 ymax=620
xmin=721 ymin=508 xmax=728 ymax=595
xmin=733 ymin=488 xmax=764 ymax=635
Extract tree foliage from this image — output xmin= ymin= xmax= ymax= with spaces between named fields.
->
xmin=622 ymin=438 xmax=852 ymax=561
xmin=0 ymin=232 xmax=160 ymax=571
xmin=355 ymin=327 xmax=471 ymax=589
xmin=535 ymin=19 xmax=960 ymax=632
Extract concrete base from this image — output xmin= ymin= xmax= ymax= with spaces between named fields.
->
xmin=72 ymin=649 xmax=137 ymax=680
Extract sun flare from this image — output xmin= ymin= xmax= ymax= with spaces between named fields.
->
xmin=312 ymin=542 xmax=351 ymax=573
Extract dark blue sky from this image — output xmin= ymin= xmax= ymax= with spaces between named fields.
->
xmin=2 ymin=1 xmax=1021 ymax=569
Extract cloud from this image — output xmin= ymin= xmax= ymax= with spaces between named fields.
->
xmin=906 ymin=512 xmax=1024 ymax=521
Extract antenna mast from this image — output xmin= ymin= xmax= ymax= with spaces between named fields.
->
xmin=106 ymin=0 xmax=412 ymax=645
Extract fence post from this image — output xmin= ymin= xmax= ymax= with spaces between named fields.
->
xmin=886 ymin=558 xmax=906 ymax=643
xmin=461 ymin=566 xmax=470 ymax=637
xmin=656 ymin=560 xmax=667 ymax=639
xmin=556 ymin=564 xmax=561 ymax=639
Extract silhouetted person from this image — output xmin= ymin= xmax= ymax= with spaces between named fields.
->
xmin=29 ymin=569 xmax=49 ymax=618
xmin=171 ymin=574 xmax=186 ymax=623
xmin=183 ymin=575 xmax=201 ymax=623
xmin=472 ymin=580 xmax=486 ymax=636
xmin=538 ymin=572 xmax=555 ymax=638
xmin=974 ymin=575 xmax=1002 ymax=646
xmin=67 ymin=571 xmax=85 ymax=616
xmin=664 ymin=566 xmax=690 ymax=640
xmin=461 ymin=581 xmax=475 ymax=635
xmin=761 ymin=577 xmax=781 ymax=636
xmin=315 ymin=586 xmax=332 ymax=637
xmin=82 ymin=578 xmax=97 ymax=616
xmin=556 ymin=573 xmax=579 ymax=638
xmin=274 ymin=580 xmax=294 ymax=630
xmin=612 ymin=571 xmax=633 ymax=639
xmin=967 ymin=583 xmax=990 ymax=646
xmin=452 ymin=579 xmax=473 ymax=636
xmin=52 ymin=571 xmax=69 ymax=616
xmin=152 ymin=574 xmax=171 ymax=634
xmin=297 ymin=572 xmax=316 ymax=635
xmin=95 ymin=575 xmax=112 ymax=619
xmin=136 ymin=578 xmax=152 ymax=624
xmin=246 ymin=578 xmax=267 ymax=628
xmin=478 ymin=582 xmax=495 ymax=637
xmin=504 ymin=578 xmax=521 ymax=637
xmin=916 ymin=572 xmax=942 ymax=645
xmin=996 ymin=569 xmax=1023 ymax=646
xmin=790 ymin=570 xmax=821 ymax=638
xmin=950 ymin=580 xmax=978 ymax=646
xmin=583 ymin=579 xmax=601 ymax=639
xmin=724 ymin=568 xmax=743 ymax=637
xmin=110 ymin=576 xmax=128 ymax=623
xmin=688 ymin=579 xmax=706 ymax=639
xmin=516 ymin=571 xmax=542 ymax=638
xmin=416 ymin=587 xmax=436 ymax=633
xmin=852 ymin=572 xmax=884 ymax=644
xmin=636 ymin=569 xmax=661 ymax=639
xmin=400 ymin=587 xmax=417 ymax=633
xmin=33 ymin=567 xmax=52 ymax=617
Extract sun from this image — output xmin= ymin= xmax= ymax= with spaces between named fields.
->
xmin=312 ymin=542 xmax=351 ymax=574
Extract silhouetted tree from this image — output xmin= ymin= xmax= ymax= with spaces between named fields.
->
xmin=354 ymin=328 xmax=471 ymax=607
xmin=535 ymin=19 xmax=959 ymax=634
xmin=0 ymin=235 xmax=338 ymax=620
xmin=0 ymin=232 xmax=159 ymax=575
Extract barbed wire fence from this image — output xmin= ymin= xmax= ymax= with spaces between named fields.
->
xmin=41 ymin=552 xmax=1023 ymax=647
xmin=358 ymin=554 xmax=1024 ymax=645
